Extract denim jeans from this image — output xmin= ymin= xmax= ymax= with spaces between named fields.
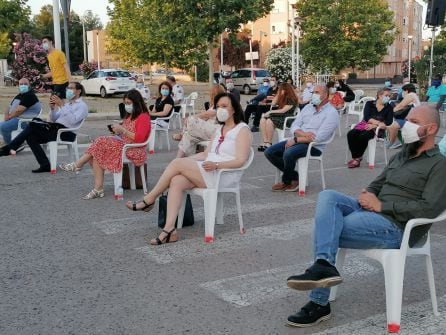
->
xmin=309 ymin=190 xmax=403 ymax=306
xmin=264 ymin=140 xmax=321 ymax=184
xmin=0 ymin=118 xmax=19 ymax=144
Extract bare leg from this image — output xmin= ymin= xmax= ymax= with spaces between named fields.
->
xmin=259 ymin=118 xmax=266 ymax=143
xmin=264 ymin=119 xmax=275 ymax=144
xmin=75 ymin=153 xmax=93 ymax=168
xmin=150 ymin=175 xmax=195 ymax=243
xmin=92 ymin=158 xmax=105 ymax=190
xmin=126 ymin=157 xmax=206 ymax=209
xmin=388 ymin=123 xmax=399 ymax=144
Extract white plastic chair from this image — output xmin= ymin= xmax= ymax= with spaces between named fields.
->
xmin=148 ymin=112 xmax=174 ymax=153
xmin=112 ymin=135 xmax=151 ymax=199
xmin=10 ymin=108 xmax=43 ymax=140
xmin=180 ymin=92 xmax=198 ymax=118
xmin=329 ymin=209 xmax=446 ymax=334
xmin=170 ymin=106 xmax=182 ymax=130
xmin=366 ymin=127 xmax=388 ymax=169
xmin=275 ymin=132 xmax=335 ymax=196
xmin=345 ymin=97 xmax=374 ymax=129
xmin=49 ymin=119 xmax=85 ymax=174
xmin=177 ymin=148 xmax=254 ymax=243
xmin=353 ymin=89 xmax=364 ymax=102
xmin=275 ymin=107 xmax=300 ymax=142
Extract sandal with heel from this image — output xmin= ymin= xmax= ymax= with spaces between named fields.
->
xmin=149 ymin=229 xmax=178 ymax=245
xmin=126 ymin=199 xmax=155 ymax=212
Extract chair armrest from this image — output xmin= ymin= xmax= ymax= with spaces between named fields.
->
xmin=282 ymin=116 xmax=298 ymax=130
xmin=56 ymin=125 xmax=82 ymax=141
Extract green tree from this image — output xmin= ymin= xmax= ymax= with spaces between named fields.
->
xmin=298 ymin=0 xmax=395 ymax=73
xmin=31 ymin=4 xmax=54 ymax=38
xmin=218 ymin=32 xmax=259 ymax=69
xmin=82 ymin=10 xmax=103 ymax=31
xmin=0 ymin=0 xmax=32 ymax=58
xmin=106 ymin=0 xmax=273 ymax=81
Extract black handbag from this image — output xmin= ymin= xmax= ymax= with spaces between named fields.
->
xmin=158 ymin=194 xmax=194 ymax=228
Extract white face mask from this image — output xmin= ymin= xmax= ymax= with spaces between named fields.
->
xmin=329 ymin=87 xmax=336 ymax=94
xmin=311 ymin=93 xmax=322 ymax=106
xmin=263 ymin=82 xmax=269 ymax=87
xmin=306 ymin=82 xmax=313 ymax=88
xmin=270 ymin=80 xmax=276 ymax=87
xmin=124 ymin=104 xmax=133 ymax=113
xmin=216 ymin=107 xmax=229 ymax=122
xmin=226 ymin=82 xmax=234 ymax=90
xmin=401 ymin=121 xmax=421 ymax=144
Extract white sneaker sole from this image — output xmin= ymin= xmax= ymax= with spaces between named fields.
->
xmin=287 ymin=276 xmax=343 ymax=291
xmin=287 ymin=313 xmax=331 ymax=328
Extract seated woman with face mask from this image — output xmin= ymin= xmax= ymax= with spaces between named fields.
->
xmin=59 ymin=89 xmax=151 ymax=199
xmin=346 ymin=87 xmax=394 ymax=168
xmin=125 ymin=93 xmax=252 ymax=246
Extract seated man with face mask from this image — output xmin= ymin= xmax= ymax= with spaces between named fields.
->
xmin=0 ymin=78 xmax=41 ymax=146
xmin=264 ymin=85 xmax=339 ymax=191
xmin=285 ymin=105 xmax=446 ymax=328
xmin=0 ymin=82 xmax=88 ymax=173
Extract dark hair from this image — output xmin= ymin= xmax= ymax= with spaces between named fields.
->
xmin=166 ymin=75 xmax=176 ymax=82
xmin=286 ymin=77 xmax=294 ymax=85
xmin=271 ymin=75 xmax=278 ymax=81
xmin=214 ymin=92 xmax=244 ymax=125
xmin=434 ymin=74 xmax=442 ymax=81
xmin=326 ymin=81 xmax=335 ymax=88
xmin=402 ymin=83 xmax=416 ymax=93
xmin=376 ymin=87 xmax=392 ymax=98
xmin=70 ymin=82 xmax=85 ymax=96
xmin=42 ymin=35 xmax=53 ymax=43
xmin=123 ymin=89 xmax=149 ymax=120
xmin=158 ymin=81 xmax=172 ymax=97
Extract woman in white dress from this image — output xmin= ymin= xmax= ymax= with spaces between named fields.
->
xmin=126 ymin=92 xmax=252 ymax=245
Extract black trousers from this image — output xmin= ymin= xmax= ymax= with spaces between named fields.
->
xmin=244 ymin=104 xmax=271 ymax=127
xmin=7 ymin=119 xmax=75 ymax=167
xmin=53 ymin=82 xmax=69 ymax=99
xmin=347 ymin=128 xmax=375 ymax=159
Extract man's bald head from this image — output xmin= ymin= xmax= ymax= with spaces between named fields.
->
xmin=407 ymin=104 xmax=440 ymax=136
xmin=18 ymin=78 xmax=29 ymax=86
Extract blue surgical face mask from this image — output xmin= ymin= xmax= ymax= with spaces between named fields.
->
xmin=19 ymin=85 xmax=29 ymax=94
xmin=66 ymin=89 xmax=75 ymax=100
xmin=381 ymin=96 xmax=390 ymax=104
xmin=432 ymin=80 xmax=441 ymax=88
xmin=42 ymin=42 xmax=49 ymax=51
xmin=311 ymin=93 xmax=322 ymax=106
xmin=160 ymin=89 xmax=170 ymax=96
xmin=137 ymin=83 xmax=144 ymax=88
xmin=124 ymin=104 xmax=133 ymax=113
xmin=384 ymin=81 xmax=391 ymax=87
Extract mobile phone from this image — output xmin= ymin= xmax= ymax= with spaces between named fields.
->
xmin=107 ymin=124 xmax=114 ymax=133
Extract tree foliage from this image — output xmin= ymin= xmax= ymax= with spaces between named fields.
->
xmin=298 ymin=0 xmax=395 ymax=73
xmin=106 ymin=0 xmax=274 ymax=72
xmin=218 ymin=32 xmax=259 ymax=69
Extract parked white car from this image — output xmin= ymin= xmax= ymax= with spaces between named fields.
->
xmin=81 ymin=69 xmax=136 ymax=98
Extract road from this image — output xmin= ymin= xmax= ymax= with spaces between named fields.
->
xmin=1 ymin=92 xmax=446 ymax=335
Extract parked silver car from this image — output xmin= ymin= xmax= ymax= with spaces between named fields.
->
xmin=230 ymin=68 xmax=271 ymax=94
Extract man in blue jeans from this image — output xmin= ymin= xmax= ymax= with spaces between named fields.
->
xmin=265 ymin=85 xmax=339 ymax=191
xmin=286 ymin=105 xmax=446 ymax=328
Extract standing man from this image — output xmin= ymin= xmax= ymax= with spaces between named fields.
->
xmin=41 ymin=35 xmax=71 ymax=99
xmin=0 ymin=82 xmax=88 ymax=173
xmin=0 ymin=78 xmax=41 ymax=146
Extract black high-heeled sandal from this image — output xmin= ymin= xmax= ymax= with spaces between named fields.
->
xmin=127 ymin=199 xmax=154 ymax=212
xmin=149 ymin=229 xmax=178 ymax=245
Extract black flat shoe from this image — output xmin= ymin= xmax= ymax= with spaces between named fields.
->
xmin=127 ymin=199 xmax=154 ymax=212
xmin=32 ymin=165 xmax=51 ymax=173
xmin=258 ymin=145 xmax=266 ymax=152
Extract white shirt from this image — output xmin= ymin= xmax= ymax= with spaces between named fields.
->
xmin=290 ymin=102 xmax=339 ymax=152
xmin=49 ymin=97 xmax=88 ymax=128
xmin=172 ymin=84 xmax=184 ymax=104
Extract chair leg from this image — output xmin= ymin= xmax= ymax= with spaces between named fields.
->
xmin=235 ymin=190 xmax=245 ymax=234
xmin=165 ymin=129 xmax=170 ymax=151
xmin=128 ymin=163 xmax=136 ymax=190
xmin=139 ymin=164 xmax=148 ymax=194
xmin=274 ymin=169 xmax=281 ymax=184
xmin=73 ymin=141 xmax=79 ymax=161
xmin=368 ymin=138 xmax=376 ymax=169
xmin=424 ymin=254 xmax=439 ymax=316
xmin=383 ymin=142 xmax=388 ymax=165
xmin=319 ymin=159 xmax=326 ymax=190
xmin=148 ymin=129 xmax=156 ymax=154
xmin=216 ymin=194 xmax=224 ymax=225
xmin=203 ymin=190 xmax=218 ymax=243
xmin=329 ymin=248 xmax=347 ymax=301
xmin=113 ymin=172 xmax=123 ymax=199
xmin=297 ymin=158 xmax=309 ymax=196
xmin=382 ymin=257 xmax=404 ymax=333
xmin=48 ymin=141 xmax=58 ymax=174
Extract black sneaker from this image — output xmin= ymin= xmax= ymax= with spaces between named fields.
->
xmin=287 ymin=301 xmax=331 ymax=327
xmin=32 ymin=165 xmax=51 ymax=173
xmin=287 ymin=261 xmax=342 ymax=291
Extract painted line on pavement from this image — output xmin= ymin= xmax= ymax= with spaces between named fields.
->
xmin=313 ymin=295 xmax=446 ymax=335
xmin=199 ymin=256 xmax=378 ymax=308
xmin=95 ymin=198 xmax=314 ymax=235
xmin=135 ymin=218 xmax=315 ymax=264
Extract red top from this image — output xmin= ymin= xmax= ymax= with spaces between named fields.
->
xmin=134 ymin=113 xmax=151 ymax=143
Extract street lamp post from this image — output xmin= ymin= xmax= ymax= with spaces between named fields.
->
xmin=428 ymin=27 xmax=436 ymax=85
xmin=12 ymin=42 xmax=17 ymax=60
xmin=407 ymin=35 xmax=413 ymax=83
xmin=220 ymin=33 xmax=224 ymax=73
xmin=96 ymin=31 xmax=101 ymax=71
xmin=249 ymin=34 xmax=254 ymax=69
xmin=259 ymin=31 xmax=267 ymax=67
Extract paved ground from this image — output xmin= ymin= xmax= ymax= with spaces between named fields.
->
xmin=1 ymin=88 xmax=446 ymax=335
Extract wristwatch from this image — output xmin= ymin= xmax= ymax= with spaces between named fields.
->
xmin=293 ymin=136 xmax=298 ymax=144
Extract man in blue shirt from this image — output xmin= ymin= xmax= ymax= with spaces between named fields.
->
xmin=426 ymin=74 xmax=446 ymax=111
